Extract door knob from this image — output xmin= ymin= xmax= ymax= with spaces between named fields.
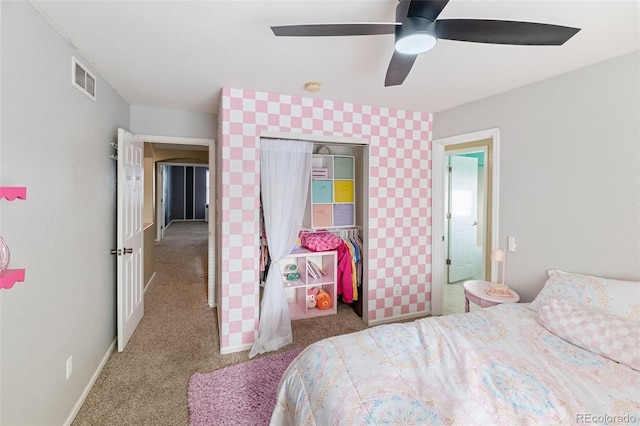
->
xmin=110 ymin=249 xmax=122 ymax=255
xmin=124 ymin=248 xmax=133 ymax=254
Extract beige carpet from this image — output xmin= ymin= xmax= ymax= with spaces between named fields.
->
xmin=72 ymin=221 xmax=369 ymax=426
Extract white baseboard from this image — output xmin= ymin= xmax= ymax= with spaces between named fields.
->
xmin=367 ymin=305 xmax=432 ymax=327
xmin=63 ymin=338 xmax=116 ymax=426
xmin=144 ymin=272 xmax=157 ymax=293
xmin=220 ymin=342 xmax=252 ymax=355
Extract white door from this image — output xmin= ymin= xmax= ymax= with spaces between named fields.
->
xmin=447 ymin=155 xmax=478 ymax=283
xmin=117 ymin=128 xmax=144 ymax=351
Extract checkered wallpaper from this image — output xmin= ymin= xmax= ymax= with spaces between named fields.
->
xmin=218 ymin=87 xmax=432 ymax=353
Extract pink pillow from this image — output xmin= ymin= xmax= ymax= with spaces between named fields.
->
xmin=300 ymin=231 xmax=342 ymax=252
xmin=538 ymin=298 xmax=640 ymax=371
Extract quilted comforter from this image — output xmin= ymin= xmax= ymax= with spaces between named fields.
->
xmin=271 ymin=304 xmax=640 ymax=425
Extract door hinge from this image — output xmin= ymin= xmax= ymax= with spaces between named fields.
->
xmin=447 ymin=165 xmax=452 ymax=173
xmin=446 ymin=212 xmax=452 ymax=220
xmin=446 ymin=259 xmax=451 ymax=265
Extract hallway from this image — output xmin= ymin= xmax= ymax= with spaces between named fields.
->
xmin=72 ymin=221 xmax=368 ymax=425
xmin=73 ymin=221 xmax=217 ymax=425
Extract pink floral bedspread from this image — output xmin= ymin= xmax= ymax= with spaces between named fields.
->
xmin=272 ymin=304 xmax=640 ymax=425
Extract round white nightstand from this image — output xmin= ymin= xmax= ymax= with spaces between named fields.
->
xmin=463 ymin=280 xmax=520 ymax=312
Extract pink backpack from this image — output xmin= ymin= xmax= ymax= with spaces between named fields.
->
xmin=300 ymin=231 xmax=342 ymax=252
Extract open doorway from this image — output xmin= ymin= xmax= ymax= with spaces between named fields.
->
xmin=431 ymin=129 xmax=500 ymax=316
xmin=139 ymin=136 xmax=216 ymax=307
xmin=156 ymin=163 xmax=209 ymax=240
xmin=443 ymin=147 xmax=488 ymax=314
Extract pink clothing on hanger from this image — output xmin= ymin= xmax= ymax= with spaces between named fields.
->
xmin=336 ymin=241 xmax=354 ymax=303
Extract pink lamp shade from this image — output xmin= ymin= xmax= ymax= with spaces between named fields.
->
xmin=490 ymin=248 xmax=507 ymax=289
xmin=490 ymin=248 xmax=505 ymax=262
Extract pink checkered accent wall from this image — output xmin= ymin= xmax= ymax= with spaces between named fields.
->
xmin=219 ymin=86 xmax=433 ymax=353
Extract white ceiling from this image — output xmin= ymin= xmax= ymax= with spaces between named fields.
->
xmin=30 ymin=1 xmax=640 ymax=115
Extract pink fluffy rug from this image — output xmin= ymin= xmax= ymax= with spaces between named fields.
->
xmin=188 ymin=347 xmax=304 ymax=426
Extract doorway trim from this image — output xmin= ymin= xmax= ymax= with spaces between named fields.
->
xmin=140 ymin=134 xmax=217 ymax=308
xmin=257 ymin=130 xmax=371 ymax=324
xmin=431 ymin=128 xmax=500 ymax=316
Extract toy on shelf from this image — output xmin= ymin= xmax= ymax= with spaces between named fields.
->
xmin=306 ymin=288 xmax=318 ymax=308
xmin=315 ymin=288 xmax=332 ymax=310
xmin=283 ymin=264 xmax=300 ymax=281
xmin=0 ymin=236 xmax=9 ymax=273
xmin=0 ymin=236 xmax=26 ymax=290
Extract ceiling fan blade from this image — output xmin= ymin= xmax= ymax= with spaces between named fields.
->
xmin=407 ymin=0 xmax=450 ymax=22
xmin=385 ymin=51 xmax=418 ymax=87
xmin=271 ymin=23 xmax=398 ymax=37
xmin=436 ymin=19 xmax=580 ymax=45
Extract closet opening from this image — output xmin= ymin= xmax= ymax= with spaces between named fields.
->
xmin=259 ymin=138 xmax=369 ymax=328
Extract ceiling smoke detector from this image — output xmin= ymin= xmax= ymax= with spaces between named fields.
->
xmin=304 ymin=81 xmax=321 ymax=92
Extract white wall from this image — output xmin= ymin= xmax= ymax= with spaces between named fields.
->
xmin=434 ymin=52 xmax=640 ymax=302
xmin=0 ymin=1 xmax=130 ymax=424
xmin=131 ymin=105 xmax=217 ymax=139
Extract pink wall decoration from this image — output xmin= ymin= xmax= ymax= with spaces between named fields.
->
xmin=219 ymin=87 xmax=432 ymax=353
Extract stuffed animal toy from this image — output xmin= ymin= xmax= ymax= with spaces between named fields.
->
xmin=283 ymin=264 xmax=300 ymax=281
xmin=315 ymin=288 xmax=332 ymax=310
xmin=306 ymin=288 xmax=317 ymax=308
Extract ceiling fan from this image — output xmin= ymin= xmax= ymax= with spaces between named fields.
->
xmin=271 ymin=0 xmax=580 ymax=87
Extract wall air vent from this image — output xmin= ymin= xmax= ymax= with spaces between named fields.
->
xmin=72 ymin=57 xmax=96 ymax=100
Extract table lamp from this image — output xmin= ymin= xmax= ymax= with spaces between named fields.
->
xmin=490 ymin=248 xmax=508 ymax=291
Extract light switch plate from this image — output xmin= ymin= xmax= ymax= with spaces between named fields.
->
xmin=507 ymin=236 xmax=516 ymax=252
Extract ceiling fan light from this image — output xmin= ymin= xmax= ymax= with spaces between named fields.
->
xmin=395 ymin=33 xmax=437 ymax=55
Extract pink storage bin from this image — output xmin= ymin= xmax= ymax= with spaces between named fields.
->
xmin=312 ymin=204 xmax=333 ymax=227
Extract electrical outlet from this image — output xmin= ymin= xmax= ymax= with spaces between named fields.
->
xmin=393 ymin=284 xmax=401 ymax=296
xmin=66 ymin=356 xmax=73 ymax=380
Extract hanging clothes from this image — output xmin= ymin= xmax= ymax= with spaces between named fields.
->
xmin=259 ymin=201 xmax=271 ymax=284
xmin=351 ymin=233 xmax=364 ymax=288
xmin=299 ymin=229 xmax=354 ymax=303
xmin=336 ymin=241 xmax=354 ymax=303
xmin=344 ymin=235 xmax=358 ymax=301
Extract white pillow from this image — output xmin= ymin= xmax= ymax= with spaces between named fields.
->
xmin=538 ymin=297 xmax=640 ymax=371
xmin=529 ymin=269 xmax=640 ymax=321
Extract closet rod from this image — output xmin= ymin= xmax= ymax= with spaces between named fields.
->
xmin=259 ymin=133 xmax=368 ymax=146
xmin=301 ymin=226 xmax=362 ymax=231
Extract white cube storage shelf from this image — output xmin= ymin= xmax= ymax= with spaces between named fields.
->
xmin=279 ymin=248 xmax=337 ymax=319
xmin=308 ymin=154 xmax=355 ymax=228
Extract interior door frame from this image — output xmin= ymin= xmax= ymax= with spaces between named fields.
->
xmin=446 ymin=153 xmax=480 ymax=283
xmin=137 ymin=134 xmax=217 ymax=308
xmin=431 ymin=128 xmax=500 ymax=316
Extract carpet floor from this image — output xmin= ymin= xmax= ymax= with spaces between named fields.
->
xmin=188 ymin=347 xmax=304 ymax=426
xmin=71 ymin=221 xmax=369 ymax=425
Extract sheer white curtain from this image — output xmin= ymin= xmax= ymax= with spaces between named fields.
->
xmin=249 ymin=139 xmax=312 ymax=358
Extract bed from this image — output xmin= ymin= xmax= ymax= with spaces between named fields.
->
xmin=272 ymin=270 xmax=640 ymax=425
